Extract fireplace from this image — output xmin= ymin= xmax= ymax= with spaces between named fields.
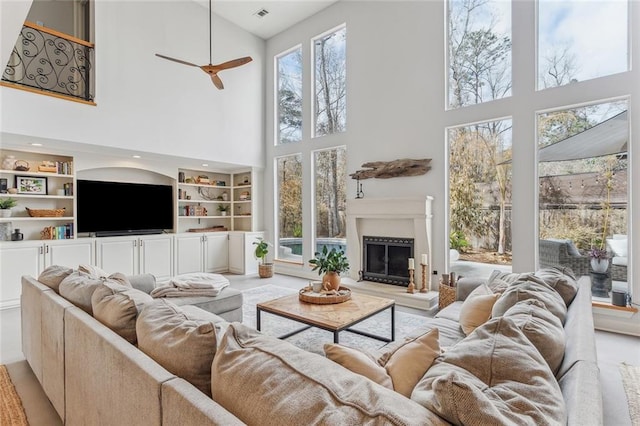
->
xmin=362 ymin=236 xmax=414 ymax=286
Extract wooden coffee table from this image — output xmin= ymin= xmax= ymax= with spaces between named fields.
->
xmin=257 ymin=292 xmax=395 ymax=344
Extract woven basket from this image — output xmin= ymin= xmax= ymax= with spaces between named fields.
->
xmin=299 ymin=286 xmax=351 ymax=304
xmin=26 ymin=207 xmax=65 ymax=217
xmin=439 ymin=283 xmax=456 ymax=310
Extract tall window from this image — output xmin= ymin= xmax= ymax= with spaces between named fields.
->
xmin=537 ymin=101 xmax=628 ymax=297
xmin=537 ymin=0 xmax=629 ymax=89
xmin=447 ymin=0 xmax=512 ymax=109
xmin=313 ymin=25 xmax=346 ymax=137
xmin=276 ymin=47 xmax=302 ymax=145
xmin=313 ymin=147 xmax=347 ymax=254
xmin=276 ymin=154 xmax=303 ymax=262
xmin=448 ymin=119 xmax=513 ymax=275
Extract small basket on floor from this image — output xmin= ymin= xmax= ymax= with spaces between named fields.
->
xmin=439 ymin=284 xmax=456 ymax=310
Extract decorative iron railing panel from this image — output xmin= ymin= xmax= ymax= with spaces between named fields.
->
xmin=2 ymin=22 xmax=94 ymax=102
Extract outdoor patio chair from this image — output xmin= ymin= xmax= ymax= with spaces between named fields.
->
xmin=539 ymin=239 xmax=590 ymax=277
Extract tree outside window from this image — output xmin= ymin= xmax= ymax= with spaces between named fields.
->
xmin=276 ymin=154 xmax=303 ymax=261
xmin=277 ymin=47 xmax=302 ymax=145
xmin=313 ymin=26 xmax=346 ymax=137
xmin=314 ymin=147 xmax=347 ymax=254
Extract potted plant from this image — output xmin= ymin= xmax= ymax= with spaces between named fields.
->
xmin=253 ymin=237 xmax=273 ymax=278
xmin=217 ymin=204 xmax=229 ymax=216
xmin=309 ymin=246 xmax=350 ymax=291
xmin=0 ymin=197 xmax=17 ymax=218
xmin=588 ymin=246 xmax=609 ymax=274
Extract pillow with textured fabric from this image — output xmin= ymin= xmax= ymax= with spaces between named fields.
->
xmin=136 ymin=299 xmax=226 ymax=397
xmin=491 ymin=278 xmax=567 ymax=324
xmin=58 ymin=271 xmax=110 ymax=314
xmin=534 ymin=268 xmax=578 ymax=306
xmin=486 ymin=270 xmax=532 ymax=294
xmin=503 ymin=299 xmax=565 ymax=374
xmin=38 ymin=265 xmax=74 ymax=293
xmin=91 ymin=281 xmax=153 ymax=344
xmin=78 ymin=264 xmax=132 ymax=287
xmin=411 ymin=317 xmax=566 ymax=425
xmin=324 ymin=328 xmax=440 ymax=397
xmin=459 ymin=284 xmax=499 ymax=335
xmin=211 ymin=322 xmax=447 ymax=426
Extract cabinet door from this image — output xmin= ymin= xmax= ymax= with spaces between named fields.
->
xmin=175 ymin=234 xmax=204 ymax=275
xmin=140 ymin=235 xmax=173 ymax=281
xmin=95 ymin=237 xmax=138 ymax=275
xmin=0 ymin=242 xmax=44 ymax=309
xmin=203 ymin=233 xmax=228 ymax=273
xmin=227 ymin=232 xmax=245 ymax=274
xmin=45 ymin=239 xmax=94 ymax=268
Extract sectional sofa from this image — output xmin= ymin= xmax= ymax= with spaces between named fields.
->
xmin=20 ymin=266 xmax=602 ymax=425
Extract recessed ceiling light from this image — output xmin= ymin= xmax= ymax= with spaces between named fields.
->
xmin=253 ymin=8 xmax=269 ymax=18
xmin=132 ymin=155 xmax=141 ymax=159
xmin=201 ymin=163 xmax=209 ymax=167
xmin=30 ymin=143 xmax=43 ymax=147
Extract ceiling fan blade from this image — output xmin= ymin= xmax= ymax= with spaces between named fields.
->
xmin=213 ymin=56 xmax=253 ymax=71
xmin=210 ymin=73 xmax=224 ymax=90
xmin=155 ymin=54 xmax=200 ymax=68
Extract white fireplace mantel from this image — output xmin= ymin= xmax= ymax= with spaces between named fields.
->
xmin=346 ymin=197 xmax=434 ymax=292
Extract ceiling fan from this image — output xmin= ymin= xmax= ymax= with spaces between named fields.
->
xmin=155 ymin=0 xmax=252 ymax=90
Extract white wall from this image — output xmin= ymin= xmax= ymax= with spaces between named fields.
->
xmin=265 ymin=1 xmax=639 ymax=335
xmin=1 ymin=1 xmax=265 ymax=169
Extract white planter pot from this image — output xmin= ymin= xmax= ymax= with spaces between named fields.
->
xmin=590 ymin=258 xmax=609 ymax=274
xmin=0 ymin=209 xmax=11 ymax=218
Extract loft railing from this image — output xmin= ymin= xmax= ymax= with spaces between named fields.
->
xmin=2 ymin=21 xmax=94 ymax=103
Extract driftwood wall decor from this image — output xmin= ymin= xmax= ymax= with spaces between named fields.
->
xmin=349 ymin=158 xmax=432 ymax=180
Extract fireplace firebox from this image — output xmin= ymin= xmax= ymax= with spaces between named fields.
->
xmin=362 ymin=236 xmax=414 ymax=286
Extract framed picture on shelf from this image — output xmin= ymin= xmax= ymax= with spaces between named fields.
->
xmin=15 ymin=176 xmax=47 ymax=195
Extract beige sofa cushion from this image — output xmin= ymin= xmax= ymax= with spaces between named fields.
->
xmin=534 ymin=268 xmax=578 ymax=306
xmin=324 ymin=327 xmax=440 ymax=397
xmin=459 ymin=284 xmax=499 ymax=335
xmin=412 ymin=317 xmax=566 ymax=425
xmin=136 ymin=299 xmax=226 ymax=397
xmin=211 ymin=322 xmax=447 ymax=426
xmin=503 ymin=299 xmax=565 ymax=374
xmin=91 ymin=281 xmax=154 ymax=344
xmin=59 ymin=271 xmax=128 ymax=315
xmin=491 ymin=278 xmax=567 ymax=324
xmin=38 ymin=265 xmax=74 ymax=293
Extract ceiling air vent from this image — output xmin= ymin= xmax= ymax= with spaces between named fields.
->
xmin=253 ymin=8 xmax=269 ymax=18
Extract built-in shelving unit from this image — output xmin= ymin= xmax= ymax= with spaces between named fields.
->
xmin=0 ymin=149 xmax=75 ymax=241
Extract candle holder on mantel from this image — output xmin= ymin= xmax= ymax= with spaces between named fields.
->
xmin=420 ymin=263 xmax=428 ymax=293
xmin=407 ymin=268 xmax=416 ymax=294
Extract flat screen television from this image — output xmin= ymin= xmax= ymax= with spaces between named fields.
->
xmin=77 ymin=179 xmax=173 ymax=237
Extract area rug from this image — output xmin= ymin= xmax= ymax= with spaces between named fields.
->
xmin=0 ymin=364 xmax=29 ymax=426
xmin=619 ymin=362 xmax=640 ymax=425
xmin=242 ymin=285 xmax=433 ymax=355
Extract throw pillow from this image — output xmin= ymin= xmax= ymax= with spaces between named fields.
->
xmin=211 ymin=323 xmax=445 ymax=425
xmin=324 ymin=327 xmax=441 ymax=398
xmin=486 ymin=270 xmax=529 ymax=294
xmin=91 ymin=281 xmax=154 ymax=344
xmin=38 ymin=265 xmax=74 ymax=293
xmin=136 ymin=299 xmax=226 ymax=397
xmin=503 ymin=299 xmax=565 ymax=374
xmin=534 ymin=267 xmax=578 ymax=306
xmin=607 ymin=238 xmax=627 ymax=257
xmin=78 ymin=264 xmax=132 ymax=287
xmin=58 ymin=271 xmax=112 ymax=315
xmin=491 ymin=278 xmax=567 ymax=324
xmin=412 ymin=317 xmax=566 ymax=425
xmin=459 ymin=284 xmax=499 ymax=336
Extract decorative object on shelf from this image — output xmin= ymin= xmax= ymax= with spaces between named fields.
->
xmin=15 ymin=176 xmax=47 ymax=194
xmin=299 ymin=286 xmax=351 ymax=304
xmin=0 ymin=178 xmax=7 ymax=193
xmin=309 ymin=246 xmax=350 ymax=292
xmin=185 ymin=177 xmax=194 ymax=184
xmin=217 ymin=204 xmax=229 ymax=216
xmin=7 ymin=188 xmax=17 ymax=194
xmin=196 ymin=175 xmax=210 ymax=184
xmin=26 ymin=207 xmax=66 ymax=217
xmin=253 ymin=237 xmax=274 ymax=278
xmin=222 ymin=192 xmax=228 ymax=201
xmin=420 ymin=254 xmax=428 ymax=293
xmin=349 ymin=158 xmax=432 ymax=180
xmin=178 ymin=172 xmax=185 ymax=183
xmin=11 ymin=228 xmax=23 ymax=241
xmin=38 ymin=161 xmax=57 ymax=173
xmin=2 ymin=155 xmax=16 ymax=170
xmin=0 ymin=197 xmax=17 ymax=217
xmin=13 ymin=160 xmax=30 ymax=171
xmin=239 ymin=191 xmax=250 ymax=201
xmin=243 ymin=176 xmax=249 ymax=184
xmin=355 ymin=177 xmax=364 ymax=199
xmin=0 ymin=222 xmax=11 ymax=240
xmin=407 ymin=257 xmax=415 ymax=294
xmin=197 ymin=186 xmax=218 ymax=201
xmin=216 ymin=180 xmax=226 ymax=186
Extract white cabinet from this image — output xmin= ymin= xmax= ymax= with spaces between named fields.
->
xmin=0 ymin=239 xmax=94 ymax=309
xmin=95 ymin=234 xmax=173 ymax=281
xmin=174 ymin=232 xmax=229 ymax=275
xmin=228 ymin=231 xmax=263 ymax=275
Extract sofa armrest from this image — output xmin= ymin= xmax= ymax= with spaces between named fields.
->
xmin=455 ymin=277 xmax=486 ymax=301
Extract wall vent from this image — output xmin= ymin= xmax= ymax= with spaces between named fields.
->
xmin=253 ymin=8 xmax=269 ymax=18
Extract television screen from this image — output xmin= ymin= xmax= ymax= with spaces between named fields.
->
xmin=77 ymin=180 xmax=173 ymax=236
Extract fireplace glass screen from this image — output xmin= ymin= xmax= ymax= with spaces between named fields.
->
xmin=362 ymin=236 xmax=414 ymax=286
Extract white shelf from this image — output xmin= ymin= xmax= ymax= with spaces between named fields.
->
xmin=0 ymin=216 xmax=74 ymax=222
xmin=0 ymin=169 xmax=73 ymax=179
xmin=178 ymin=199 xmax=227 ymax=204
xmin=0 ymin=194 xmax=73 ymax=200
